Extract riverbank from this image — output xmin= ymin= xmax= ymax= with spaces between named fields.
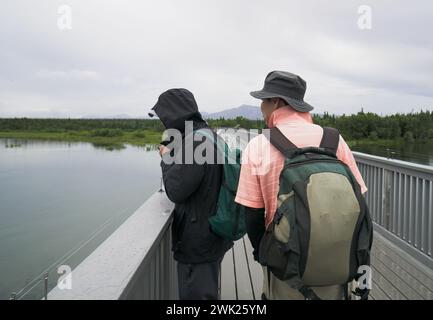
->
xmin=0 ymin=130 xmax=162 ymax=149
xmin=0 ymin=130 xmax=418 ymax=149
xmin=2 ymin=130 xmax=432 ymax=162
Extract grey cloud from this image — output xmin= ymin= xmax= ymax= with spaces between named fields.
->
xmin=0 ymin=0 xmax=432 ymax=118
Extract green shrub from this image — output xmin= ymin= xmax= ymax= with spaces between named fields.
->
xmin=133 ymin=131 xmax=146 ymax=138
xmin=106 ymin=129 xmax=123 ymax=137
xmin=369 ymin=131 xmax=378 ymax=141
xmin=91 ymin=128 xmax=123 ymax=137
xmin=404 ymin=131 xmax=415 ymax=144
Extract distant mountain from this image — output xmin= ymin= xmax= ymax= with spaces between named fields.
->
xmin=79 ymin=114 xmax=156 ymax=119
xmin=80 ymin=113 xmax=134 ymax=119
xmin=110 ymin=114 xmax=132 ymax=119
xmin=203 ymin=105 xmax=261 ymax=120
xmin=81 ymin=105 xmax=263 ymax=120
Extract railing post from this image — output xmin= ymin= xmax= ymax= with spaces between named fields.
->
xmin=10 ymin=292 xmax=17 ymax=300
xmin=159 ymin=177 xmax=163 ymax=192
xmin=383 ymin=169 xmax=392 ymax=230
xmin=44 ymin=273 xmax=49 ymax=300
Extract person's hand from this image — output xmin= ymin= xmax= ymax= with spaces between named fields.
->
xmin=159 ymin=145 xmax=171 ymax=157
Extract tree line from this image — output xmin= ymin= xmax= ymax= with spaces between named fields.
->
xmin=0 ymin=118 xmax=165 ymax=132
xmin=312 ymin=109 xmax=433 ymax=143
xmin=208 ymin=110 xmax=433 ymax=143
xmin=1 ymin=110 xmax=432 ymax=142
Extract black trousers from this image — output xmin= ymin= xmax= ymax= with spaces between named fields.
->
xmin=177 ymin=258 xmax=222 ymax=300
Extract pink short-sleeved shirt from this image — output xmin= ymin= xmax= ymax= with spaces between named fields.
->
xmin=234 ymin=107 xmax=368 ymax=229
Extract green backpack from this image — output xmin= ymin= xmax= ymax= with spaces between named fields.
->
xmin=258 ymin=127 xmax=373 ymax=299
xmin=195 ymin=129 xmax=246 ymax=241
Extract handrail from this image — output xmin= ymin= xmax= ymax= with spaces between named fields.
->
xmin=45 ymin=149 xmax=432 ymax=299
xmin=48 ymin=191 xmax=175 ymax=299
xmin=353 ymin=151 xmax=433 ymax=178
xmin=353 ymin=151 xmax=433 ymax=268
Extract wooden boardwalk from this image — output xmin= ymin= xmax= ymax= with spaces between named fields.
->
xmin=220 ymin=230 xmax=433 ymax=300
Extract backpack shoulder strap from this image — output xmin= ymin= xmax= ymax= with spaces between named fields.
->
xmin=320 ymin=127 xmax=340 ymax=156
xmin=266 ymin=127 xmax=298 ymax=158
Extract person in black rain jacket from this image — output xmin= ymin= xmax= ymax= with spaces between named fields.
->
xmin=151 ymin=88 xmax=232 ymax=300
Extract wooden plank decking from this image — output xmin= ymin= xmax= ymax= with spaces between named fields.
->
xmin=220 ymin=230 xmax=433 ymax=300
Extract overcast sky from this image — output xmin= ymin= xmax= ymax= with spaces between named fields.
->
xmin=1 ymin=0 xmax=433 ymax=117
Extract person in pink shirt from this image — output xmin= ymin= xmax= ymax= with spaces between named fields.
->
xmin=235 ymin=71 xmax=368 ymax=300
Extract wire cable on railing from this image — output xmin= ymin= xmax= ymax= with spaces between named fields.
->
xmin=14 ymin=213 xmax=117 ymax=299
xmin=12 ymin=203 xmax=137 ymax=300
xmin=13 ymin=277 xmax=43 ymax=300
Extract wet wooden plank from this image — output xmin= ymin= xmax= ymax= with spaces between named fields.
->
xmin=370 ymin=232 xmax=433 ymax=300
xmin=373 ymin=239 xmax=433 ymax=289
xmin=372 ymin=247 xmax=433 ymax=299
xmin=220 ymin=247 xmax=236 ymax=299
xmin=243 ymin=237 xmax=264 ymax=300
xmin=221 ymin=236 xmax=264 ymax=300
xmin=370 ymin=281 xmax=389 ymax=300
xmin=222 ymin=231 xmax=433 ymax=300
xmin=371 ymin=254 xmax=424 ymax=300
xmin=232 ymin=238 xmax=255 ymax=299
xmin=373 ymin=230 xmax=433 ymax=278
xmin=371 ymin=264 xmax=407 ymax=300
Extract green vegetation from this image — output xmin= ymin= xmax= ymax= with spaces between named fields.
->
xmin=0 ymin=110 xmax=432 ymax=149
xmin=312 ymin=109 xmax=433 ymax=143
xmin=0 ymin=118 xmax=164 ymax=149
xmin=208 ymin=110 xmax=433 ymax=146
xmin=0 ymin=129 xmax=162 ymax=148
xmin=207 ymin=117 xmax=266 ymax=130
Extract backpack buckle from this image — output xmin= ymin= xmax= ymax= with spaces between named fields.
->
xmin=273 ymin=209 xmax=283 ymax=224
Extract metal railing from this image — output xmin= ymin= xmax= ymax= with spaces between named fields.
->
xmin=45 ymin=150 xmax=432 ymax=300
xmin=354 ymin=152 xmax=433 ymax=265
xmin=120 ymin=208 xmax=177 ymax=300
xmin=9 ymin=199 xmax=148 ymax=300
xmin=48 ymin=191 xmax=176 ymax=300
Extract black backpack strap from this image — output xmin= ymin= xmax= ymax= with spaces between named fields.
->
xmin=343 ymin=283 xmax=349 ymax=300
xmin=266 ymin=127 xmax=298 ymax=158
xmin=320 ymin=127 xmax=340 ymax=156
xmin=299 ymin=285 xmax=322 ymax=300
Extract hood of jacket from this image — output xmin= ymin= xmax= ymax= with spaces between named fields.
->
xmin=152 ymin=88 xmax=207 ymax=132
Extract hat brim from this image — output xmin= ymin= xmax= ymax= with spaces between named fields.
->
xmin=250 ymin=90 xmax=314 ymax=113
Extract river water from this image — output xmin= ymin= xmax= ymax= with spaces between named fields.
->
xmin=0 ymin=139 xmax=161 ymax=299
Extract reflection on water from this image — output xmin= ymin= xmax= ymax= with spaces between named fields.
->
xmin=352 ymin=141 xmax=433 ymax=166
xmin=2 ymin=139 xmax=161 ymax=152
xmin=0 ymin=139 xmax=161 ymax=299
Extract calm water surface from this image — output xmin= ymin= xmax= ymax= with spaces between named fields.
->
xmin=0 ymin=139 xmax=161 ymax=299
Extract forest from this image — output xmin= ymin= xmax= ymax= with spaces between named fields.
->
xmin=208 ymin=110 xmax=433 ymax=143
xmin=0 ymin=110 xmax=432 ymax=145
